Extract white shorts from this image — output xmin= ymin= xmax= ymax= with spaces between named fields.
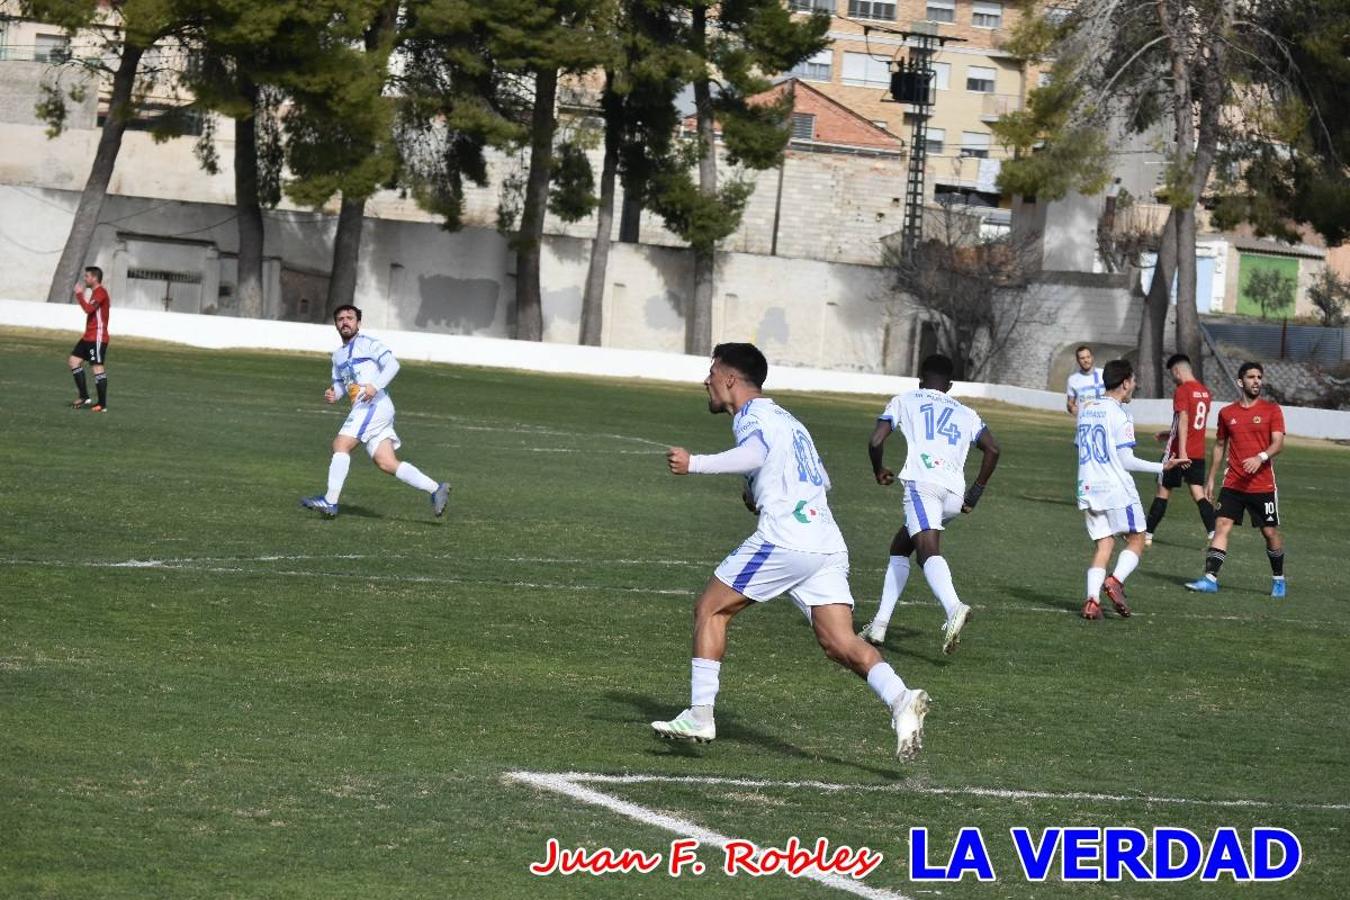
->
xmin=902 ymin=480 xmax=964 ymax=537
xmin=1083 ymin=502 xmax=1146 ymax=540
xmin=338 ymin=395 xmax=401 ymax=458
xmin=714 ymin=536 xmax=854 ymax=608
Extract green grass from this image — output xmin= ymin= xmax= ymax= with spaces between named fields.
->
xmin=1 ymin=327 xmax=1346 ymax=899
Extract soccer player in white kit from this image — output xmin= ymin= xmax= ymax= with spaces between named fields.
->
xmin=860 ymin=354 xmax=1000 ymax=654
xmin=1076 ymin=359 xmax=1186 ymax=619
xmin=652 ymin=343 xmax=930 ymax=761
xmin=300 ymin=305 xmax=450 ymax=518
xmin=1065 ymin=345 xmax=1105 ymax=416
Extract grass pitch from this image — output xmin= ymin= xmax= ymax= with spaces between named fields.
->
xmin=1 ymin=327 xmax=1346 ymax=898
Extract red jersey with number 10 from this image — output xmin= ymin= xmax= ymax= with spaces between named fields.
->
xmin=79 ymin=285 xmax=110 ymax=343
xmin=1167 ymin=380 xmax=1212 ymax=461
xmin=1217 ymin=399 xmax=1284 ymax=493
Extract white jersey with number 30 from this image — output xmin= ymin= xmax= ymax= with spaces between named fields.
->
xmin=879 ymin=389 xmax=987 ymax=496
xmin=734 ymin=398 xmax=847 ymax=554
xmin=1075 ymin=397 xmax=1142 ymax=511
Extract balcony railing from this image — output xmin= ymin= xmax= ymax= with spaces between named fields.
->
xmin=981 ymin=93 xmax=1022 ymax=120
xmin=0 ymin=44 xmax=72 ymax=63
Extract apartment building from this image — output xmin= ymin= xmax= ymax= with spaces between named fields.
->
xmin=786 ymin=0 xmax=1038 ymax=206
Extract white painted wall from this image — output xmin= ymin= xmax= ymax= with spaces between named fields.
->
xmin=4 ymin=298 xmax=1349 ymax=439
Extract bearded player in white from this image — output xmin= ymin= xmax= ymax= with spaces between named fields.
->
xmin=1076 ymin=359 xmax=1186 ymax=619
xmin=300 ymin=304 xmax=450 ymax=518
xmin=653 ymin=343 xmax=930 ymax=761
xmin=860 ymin=354 xmax=1001 ymax=653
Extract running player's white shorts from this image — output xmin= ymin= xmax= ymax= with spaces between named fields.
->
xmin=338 ymin=395 xmax=401 ymax=457
xmin=714 ymin=535 xmax=854 ymax=608
xmin=902 ymin=480 xmax=964 ymax=537
xmin=1083 ymin=501 xmax=1146 ymax=540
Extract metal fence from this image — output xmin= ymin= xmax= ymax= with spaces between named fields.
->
xmin=1202 ymin=320 xmax=1348 ymax=366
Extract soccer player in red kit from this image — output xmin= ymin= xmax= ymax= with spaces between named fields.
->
xmin=69 ymin=266 xmax=111 ymax=412
xmin=1186 ymin=361 xmax=1286 ymax=597
xmin=1145 ymin=354 xmax=1217 ymax=544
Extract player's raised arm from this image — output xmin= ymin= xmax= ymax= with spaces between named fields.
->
xmin=869 ymin=418 xmax=895 ymax=485
xmin=962 ymin=427 xmax=1001 ymax=512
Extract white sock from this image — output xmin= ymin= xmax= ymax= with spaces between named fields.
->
xmin=866 ymin=661 xmax=907 ymax=709
xmin=1112 ymin=549 xmax=1140 ymax=583
xmin=874 ymin=555 xmax=911 ymax=626
xmin=395 ymin=461 xmax=438 ymax=493
xmin=1087 ymin=566 xmax=1107 ymax=601
xmin=690 ymin=657 xmax=721 ymax=708
xmin=324 ymin=452 xmax=351 ymax=504
xmin=921 ymin=556 xmax=962 ymax=619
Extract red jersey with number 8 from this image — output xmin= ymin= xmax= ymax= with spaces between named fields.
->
xmin=1216 ymin=399 xmax=1284 ymax=493
xmin=1168 ymin=380 xmax=1212 ymax=461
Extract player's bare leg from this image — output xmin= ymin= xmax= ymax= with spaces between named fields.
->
xmin=67 ymin=354 xmax=91 ymax=408
xmin=652 ymin=578 xmax=750 ymax=743
xmin=371 ymin=438 xmax=451 ymax=515
xmin=813 ymin=603 xmax=929 ymax=760
xmin=861 ymin=529 xmax=915 ymax=645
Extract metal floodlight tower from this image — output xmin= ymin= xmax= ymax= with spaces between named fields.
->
xmin=858 ymin=21 xmax=966 ymax=257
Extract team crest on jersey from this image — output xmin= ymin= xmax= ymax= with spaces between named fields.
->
xmin=792 ymin=500 xmax=820 ymax=524
xmin=1254 ymin=416 xmax=1262 ymax=424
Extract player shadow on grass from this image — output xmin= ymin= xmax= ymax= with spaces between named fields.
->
xmin=332 ymin=504 xmax=384 ymax=519
xmin=604 ymin=689 xmax=904 ymax=780
xmin=1004 ymin=584 xmax=1083 ymax=614
xmin=1016 ymin=492 xmax=1078 ymax=507
xmin=858 ymin=624 xmax=950 ymax=668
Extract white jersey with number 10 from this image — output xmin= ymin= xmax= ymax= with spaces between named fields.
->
xmin=878 ymin=389 xmax=987 ymax=496
xmin=734 ymin=398 xmax=847 ymax=554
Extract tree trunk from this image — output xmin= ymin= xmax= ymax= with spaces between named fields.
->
xmin=327 ymin=195 xmax=366 ymax=314
xmin=618 ymin=188 xmax=642 ymax=242
xmin=686 ymin=8 xmax=717 ymax=356
xmin=46 ymin=44 xmax=144 ymax=304
xmin=515 ymin=66 xmax=558 ymax=342
xmin=235 ymin=77 xmax=265 ymax=319
xmin=580 ymin=73 xmax=620 ymax=346
xmin=1174 ymin=205 xmax=1202 ymax=374
xmin=1136 ymin=209 xmax=1177 ymax=397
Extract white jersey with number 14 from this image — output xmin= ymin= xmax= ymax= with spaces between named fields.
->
xmin=878 ymin=389 xmax=987 ymax=496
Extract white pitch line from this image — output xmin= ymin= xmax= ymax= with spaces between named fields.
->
xmin=560 ymin=771 xmax=1350 ymax=812
xmin=505 ymin=770 xmax=912 ymax=900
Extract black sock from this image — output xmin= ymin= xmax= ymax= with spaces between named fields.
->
xmin=1198 ymin=499 xmax=1217 ymax=534
xmin=95 ymin=372 xmax=107 ymax=407
xmin=1204 ymin=546 xmax=1226 ymax=578
xmin=72 ymin=367 xmax=88 ymax=400
xmin=1146 ymin=497 xmax=1168 ymax=533
xmin=1267 ymin=548 xmax=1285 ymax=577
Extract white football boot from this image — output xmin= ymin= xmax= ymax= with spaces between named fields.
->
xmin=651 ymin=708 xmax=715 ymax=743
xmin=941 ymin=603 xmax=972 ymax=655
xmin=891 ymin=689 xmax=930 ymax=761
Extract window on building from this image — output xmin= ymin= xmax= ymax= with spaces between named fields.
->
xmin=925 ymin=128 xmax=946 ymax=154
xmin=848 ymin=0 xmax=896 ymax=20
xmin=789 ymin=49 xmax=833 ymax=82
xmin=972 ymin=0 xmax=1003 ymax=28
xmin=842 ymin=52 xmax=892 ymax=88
xmin=791 ymin=113 xmax=816 ymax=141
xmin=931 ymin=61 xmax=951 ymax=90
xmin=925 ymin=0 xmax=955 ymax=23
xmin=788 ymin=0 xmax=836 ymax=12
xmin=1037 ymin=71 xmax=1052 ymax=88
xmin=872 ymin=120 xmax=889 ymax=130
xmin=966 ymin=65 xmax=996 ymax=93
xmin=34 ymin=33 xmax=71 ymax=63
xmin=960 ymin=131 xmax=991 ymax=158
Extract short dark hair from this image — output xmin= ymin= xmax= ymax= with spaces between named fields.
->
xmin=333 ymin=304 xmax=362 ymax=322
xmin=1075 ymin=345 xmax=1092 ymax=355
xmin=1102 ymin=358 xmax=1134 ymax=390
xmin=1237 ymin=361 xmax=1264 ymax=379
xmin=712 ymin=342 xmax=768 ymax=389
xmin=84 ymin=266 xmax=103 ymax=283
xmin=919 ymin=353 xmax=955 ymax=381
xmin=1164 ymin=353 xmax=1191 ymax=369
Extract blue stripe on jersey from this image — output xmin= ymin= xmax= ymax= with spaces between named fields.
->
xmin=355 ymin=403 xmax=379 ymax=439
xmin=878 ymin=414 xmax=895 ymax=423
xmin=347 ymin=357 xmax=377 ymax=365
xmin=1126 ymin=505 xmax=1137 ymax=532
xmin=908 ymin=483 xmax=931 ymax=531
xmin=1116 ymin=442 xmax=1136 ymax=449
xmin=731 ymin=542 xmax=776 ymax=593
xmin=737 ymin=429 xmax=768 ymax=452
xmin=971 ymin=424 xmax=986 ymax=445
